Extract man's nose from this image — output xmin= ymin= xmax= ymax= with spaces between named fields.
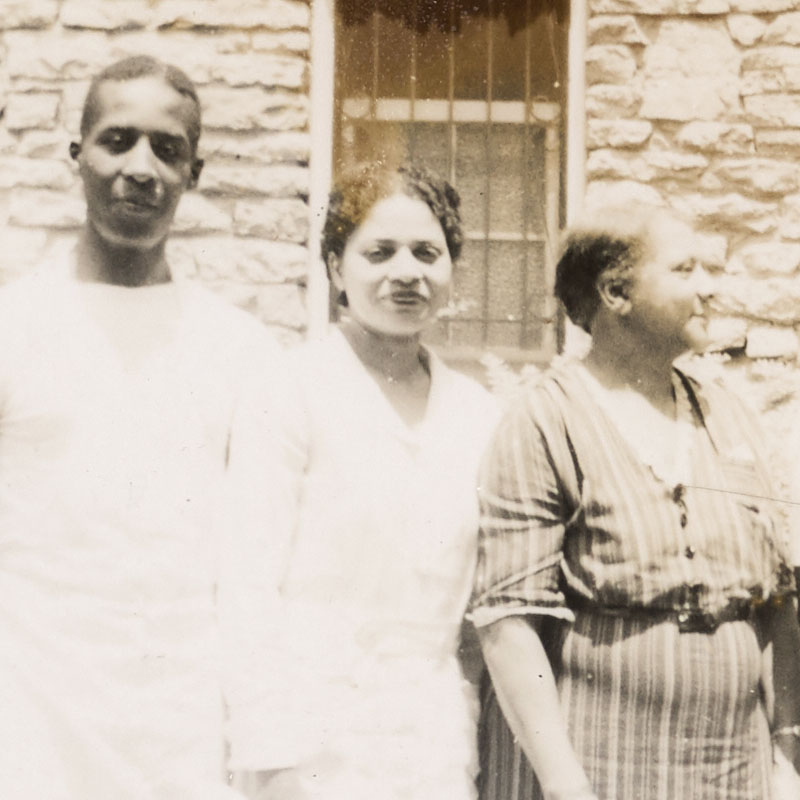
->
xmin=122 ymin=136 xmax=159 ymax=185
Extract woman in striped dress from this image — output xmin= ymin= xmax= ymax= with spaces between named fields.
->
xmin=470 ymin=206 xmax=800 ymax=800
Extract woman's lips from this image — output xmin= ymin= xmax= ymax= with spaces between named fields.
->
xmin=388 ymin=290 xmax=427 ymax=305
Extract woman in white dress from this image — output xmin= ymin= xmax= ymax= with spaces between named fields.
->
xmin=256 ymin=162 xmax=499 ymax=800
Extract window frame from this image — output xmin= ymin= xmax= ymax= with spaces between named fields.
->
xmin=308 ymin=0 xmax=587 ymax=356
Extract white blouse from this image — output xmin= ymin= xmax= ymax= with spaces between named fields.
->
xmin=270 ymin=327 xmax=499 ymax=800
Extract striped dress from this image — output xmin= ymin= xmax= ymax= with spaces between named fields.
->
xmin=470 ymin=360 xmax=794 ymax=800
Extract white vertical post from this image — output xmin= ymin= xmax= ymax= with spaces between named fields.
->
xmin=307 ymin=0 xmax=335 ymax=340
xmin=563 ymin=0 xmax=590 ymax=357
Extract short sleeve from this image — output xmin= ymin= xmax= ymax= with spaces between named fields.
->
xmin=469 ymin=386 xmax=578 ymax=628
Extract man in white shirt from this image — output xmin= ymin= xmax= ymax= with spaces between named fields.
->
xmin=0 ymin=55 xmax=298 ymax=799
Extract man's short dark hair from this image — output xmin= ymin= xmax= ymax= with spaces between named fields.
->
xmin=79 ymin=55 xmax=202 ymax=155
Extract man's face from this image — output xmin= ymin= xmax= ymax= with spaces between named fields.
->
xmin=77 ymin=76 xmax=201 ymax=250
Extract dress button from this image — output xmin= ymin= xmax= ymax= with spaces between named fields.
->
xmin=685 ymin=545 xmax=695 ymax=559
xmin=680 ymin=512 xmax=688 ymax=527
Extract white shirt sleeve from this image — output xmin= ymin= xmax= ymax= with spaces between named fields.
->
xmin=217 ymin=343 xmax=309 ymax=771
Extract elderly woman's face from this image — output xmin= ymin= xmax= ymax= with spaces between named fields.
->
xmin=626 ymin=215 xmax=713 ymax=353
xmin=331 ymin=191 xmax=452 ymax=338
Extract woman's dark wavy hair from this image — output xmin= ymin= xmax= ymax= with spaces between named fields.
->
xmin=321 ymin=161 xmax=463 ymax=304
xmin=554 ymin=206 xmax=673 ymax=333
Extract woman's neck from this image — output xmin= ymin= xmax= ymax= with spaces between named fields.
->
xmin=583 ymin=325 xmax=681 ymax=415
xmin=338 ymin=318 xmax=427 ymax=382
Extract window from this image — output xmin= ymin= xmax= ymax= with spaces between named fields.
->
xmin=333 ymin=0 xmax=570 ymax=363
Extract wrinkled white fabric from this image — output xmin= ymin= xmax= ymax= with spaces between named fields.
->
xmin=267 ymin=328 xmax=500 ymax=800
xmin=0 ymin=254 xmax=286 ymax=799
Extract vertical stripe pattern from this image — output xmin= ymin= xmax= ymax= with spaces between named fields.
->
xmin=470 ymin=361 xmax=792 ymax=800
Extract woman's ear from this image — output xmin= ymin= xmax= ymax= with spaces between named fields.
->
xmin=327 ymin=253 xmax=343 ymax=291
xmin=69 ymin=142 xmax=81 ymax=161
xmin=596 ymin=274 xmax=632 ymax=316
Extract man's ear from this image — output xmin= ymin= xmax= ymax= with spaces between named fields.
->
xmin=597 ymin=274 xmax=632 ymax=316
xmin=69 ymin=142 xmax=81 ymax=161
xmin=188 ymin=157 xmax=204 ymax=189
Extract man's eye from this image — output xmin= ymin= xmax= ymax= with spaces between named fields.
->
xmin=413 ymin=244 xmax=441 ymax=264
xmin=151 ymin=137 xmax=186 ymax=164
xmin=101 ymin=131 xmax=135 ymax=153
xmin=673 ymin=259 xmax=696 ymax=274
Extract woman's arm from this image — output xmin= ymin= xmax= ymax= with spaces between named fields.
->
xmin=478 ymin=616 xmax=597 ymax=800
xmin=765 ymin=600 xmax=800 ymax=772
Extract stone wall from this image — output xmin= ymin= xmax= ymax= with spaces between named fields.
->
xmin=0 ymin=0 xmax=311 ymax=342
xmin=586 ymin=1 xmax=800 ymax=478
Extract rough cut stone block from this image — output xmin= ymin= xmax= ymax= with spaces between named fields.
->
xmin=107 ymin=31 xmax=254 ymax=83
xmin=677 ymin=122 xmax=754 ymax=154
xmin=0 ymin=158 xmax=74 ymax=191
xmin=252 ymin=30 xmax=311 ymax=54
xmin=589 ymin=15 xmax=648 ymax=45
xmin=584 ymin=180 xmax=664 ymax=213
xmin=705 ymin=317 xmax=747 ymax=351
xmin=640 ymin=21 xmax=741 ymax=121
xmin=60 ymin=0 xmax=149 ymax=30
xmin=732 ymin=0 xmax=800 ymax=12
xmin=201 ymin=165 xmax=309 ymax=197
xmin=742 ymin=46 xmax=800 ymax=71
xmin=712 ymin=158 xmax=800 ymax=195
xmin=587 ymin=119 xmax=652 ymax=149
xmin=586 ymin=45 xmax=637 ymax=85
xmin=644 ymin=150 xmax=708 ymax=177
xmin=746 ymin=325 xmax=799 ymax=359
xmin=727 ymin=14 xmax=767 ymax=46
xmin=740 ymin=69 xmax=786 ymax=96
xmin=169 ymin=237 xmax=308 ymax=283
xmin=586 ymin=85 xmax=641 ymax=118
xmin=209 ymin=55 xmax=307 ymax=90
xmin=590 ymin=0 xmax=730 ymax=11
xmin=0 ymin=0 xmax=58 ymax=29
xmin=200 ymin=88 xmax=309 ymax=131
xmin=16 ymin=131 xmax=66 ymax=158
xmin=762 ymin=12 xmax=800 ymax=44
xmin=694 ymin=232 xmax=729 ymax=267
xmin=0 ymin=130 xmax=18 ymax=157
xmin=715 ymin=274 xmax=800 ymax=322
xmin=777 ymin=194 xmax=800 ymax=239
xmin=758 ymin=129 xmax=800 ymax=156
xmin=0 ymin=229 xmax=49 ymax=278
xmin=745 ymin=93 xmax=800 ymax=126
xmin=586 ymin=150 xmax=651 ymax=181
xmin=200 ymin=131 xmax=310 ymax=165
xmin=155 ymin=0 xmax=309 ymax=30
xmin=9 ymin=189 xmax=85 ymax=228
xmin=733 ymin=241 xmax=800 ymax=274
xmin=233 ymin=199 xmax=309 ymax=242
xmin=677 ymin=192 xmax=777 ymax=233
xmin=172 ymin=194 xmax=232 ymax=234
xmin=4 ymin=92 xmax=60 ymax=130
xmin=206 ymin=280 xmax=306 ymax=330
xmin=5 ymin=31 xmax=110 ymax=80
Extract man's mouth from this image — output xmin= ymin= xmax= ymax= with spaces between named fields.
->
xmin=116 ymin=196 xmax=159 ymax=211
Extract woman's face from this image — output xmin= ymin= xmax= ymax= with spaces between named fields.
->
xmin=331 ymin=192 xmax=453 ymax=338
xmin=626 ymin=215 xmax=714 ymax=353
